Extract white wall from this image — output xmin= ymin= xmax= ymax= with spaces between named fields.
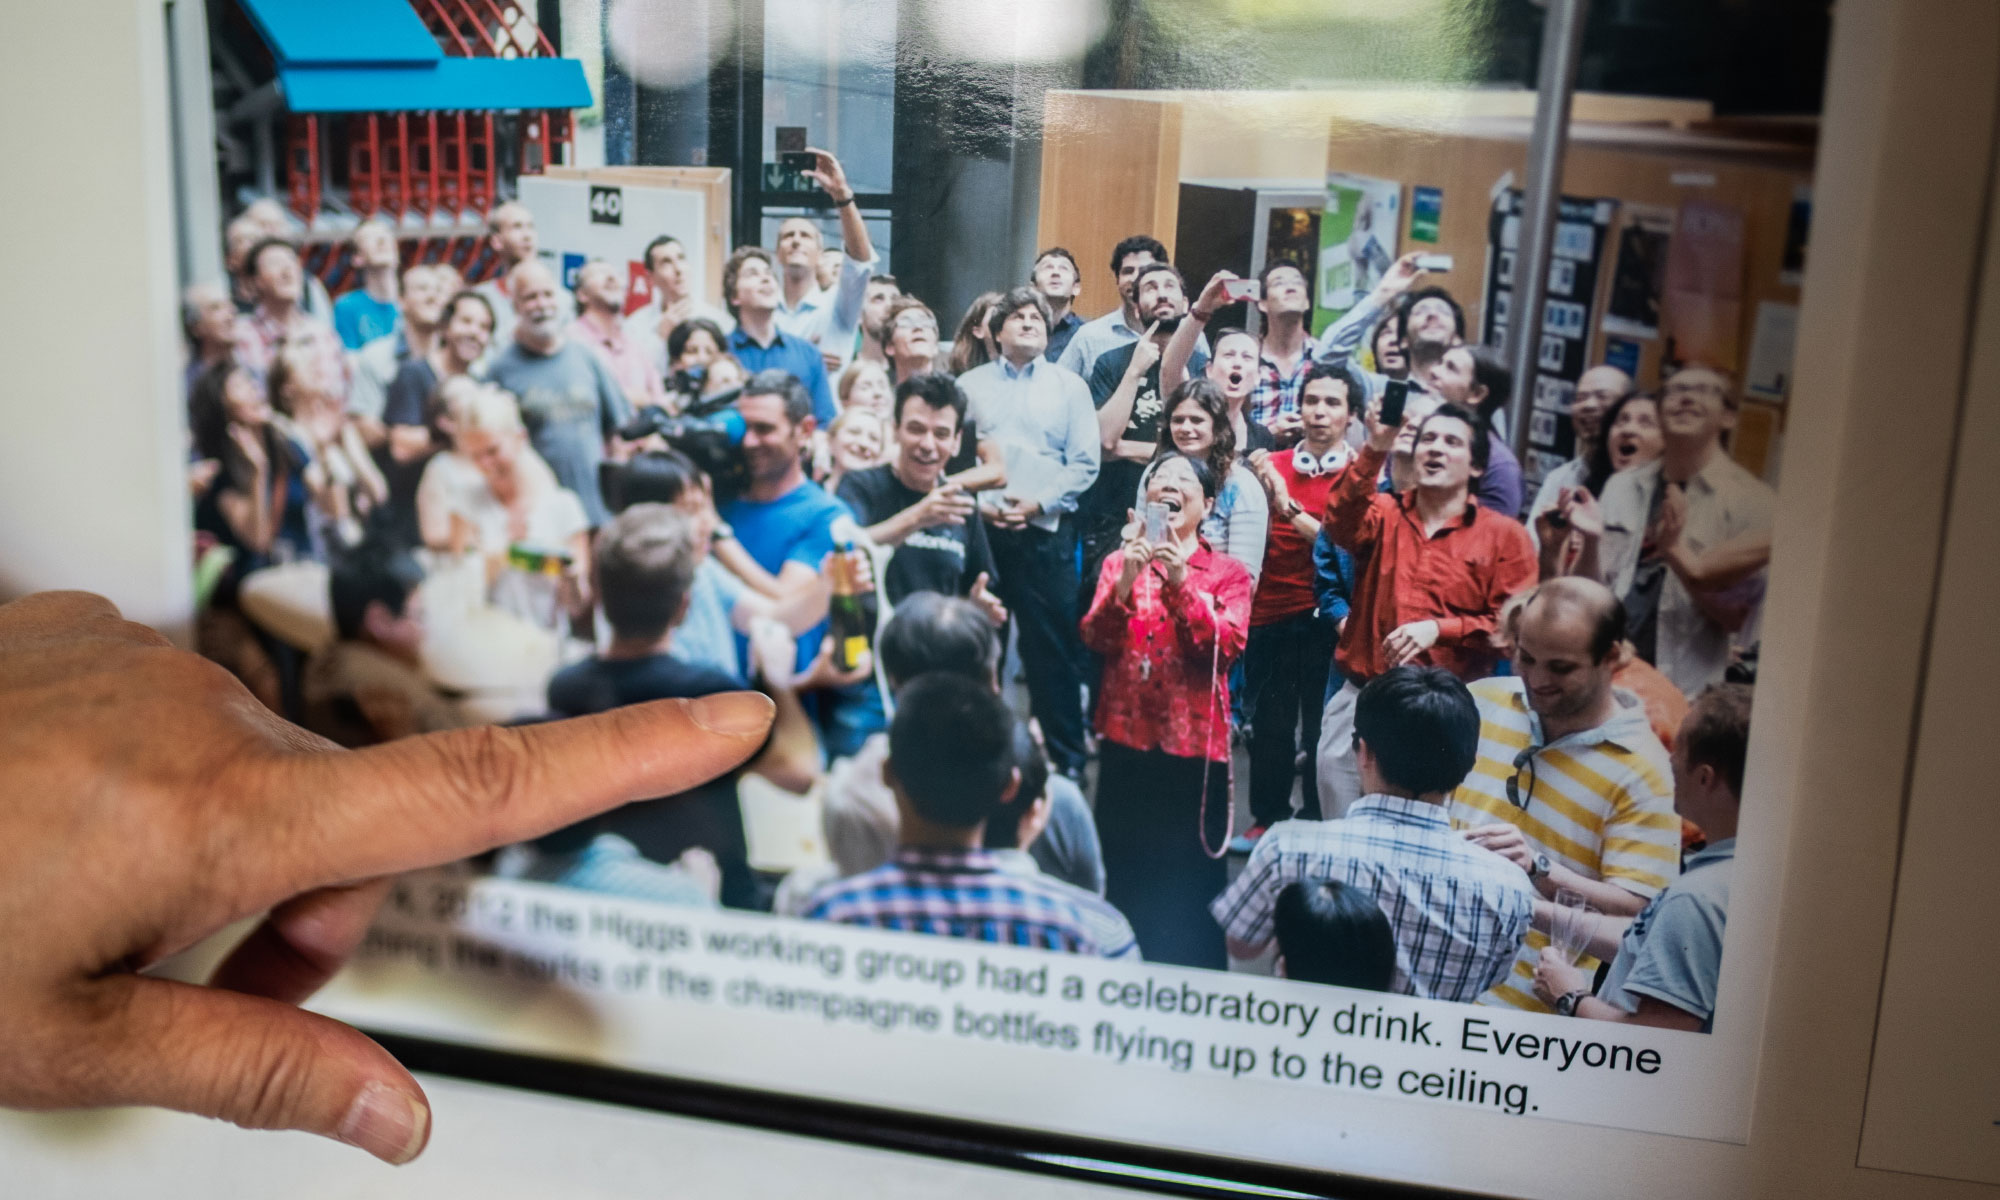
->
xmin=0 ymin=0 xmax=193 ymax=641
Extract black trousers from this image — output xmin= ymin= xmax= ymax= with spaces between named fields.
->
xmin=1241 ymin=609 xmax=1340 ymax=826
xmin=986 ymin=519 xmax=1088 ymax=773
xmin=1095 ymin=740 xmax=1230 ymax=970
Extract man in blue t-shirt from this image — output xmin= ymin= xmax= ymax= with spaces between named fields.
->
xmin=330 ymin=219 xmax=403 ymax=350
xmin=720 ymin=369 xmax=854 ymax=674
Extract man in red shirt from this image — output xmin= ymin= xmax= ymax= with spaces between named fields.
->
xmin=1239 ymin=363 xmax=1364 ymax=840
xmin=1312 ymin=399 xmax=1536 ymax=817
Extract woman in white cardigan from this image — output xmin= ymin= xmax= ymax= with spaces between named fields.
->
xmin=1136 ymin=378 xmax=1268 ymax=582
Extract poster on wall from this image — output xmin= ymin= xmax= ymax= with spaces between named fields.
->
xmin=517 ymin=174 xmax=712 ymax=317
xmin=1480 ymin=188 xmax=1619 ymax=478
xmin=1312 ymin=171 xmax=1401 ymax=336
xmin=1659 ymin=200 xmax=1746 ymax=372
xmin=1602 ymin=205 xmax=1675 ymax=339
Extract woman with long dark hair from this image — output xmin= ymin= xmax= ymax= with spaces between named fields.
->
xmin=1083 ymin=450 xmax=1254 ymax=968
xmin=1139 ymin=378 xmax=1269 ymax=581
xmin=946 ymin=290 xmax=1003 ymax=377
xmin=188 ymin=360 xmax=310 ymax=569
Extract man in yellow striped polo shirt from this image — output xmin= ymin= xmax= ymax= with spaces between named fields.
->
xmin=1451 ymin=577 xmax=1680 ymax=1012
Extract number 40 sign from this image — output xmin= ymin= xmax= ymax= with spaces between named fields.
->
xmin=589 ymin=185 xmax=623 ymax=225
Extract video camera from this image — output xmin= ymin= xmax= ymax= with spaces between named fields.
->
xmin=604 ymin=387 xmax=750 ymax=510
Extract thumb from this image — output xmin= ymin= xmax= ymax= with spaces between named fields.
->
xmin=972 ymin=571 xmax=990 ymax=594
xmin=57 ymin=974 xmax=430 ymax=1163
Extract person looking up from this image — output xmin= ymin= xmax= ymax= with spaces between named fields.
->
xmin=721 ymin=246 xmax=837 ymax=424
xmin=472 ymin=200 xmax=569 ymax=346
xmin=573 ymin=259 xmax=669 ymax=412
xmin=877 ymin=296 xmax=943 ymax=384
xmin=947 ymin=291 xmax=1003 ymax=376
xmin=232 ymin=238 xmax=346 ymax=387
xmin=1425 ymin=343 xmax=1526 ymax=518
xmin=955 ymin=288 xmax=1099 ymax=778
xmin=181 ymin=280 xmax=238 ymax=399
xmin=485 ymin=261 xmax=634 ymax=526
xmin=1527 ymin=364 xmax=1631 ymax=534
xmin=1238 ymin=363 xmax=1363 ymax=837
xmin=770 ymin=149 xmax=878 ymax=375
xmin=1312 ymin=399 xmax=1536 ymax=816
xmin=1142 ymin=378 xmax=1267 ymax=582
xmin=1589 ymin=365 xmax=1776 ymax=697
xmin=349 ymin=265 xmax=448 ymax=449
xmin=1032 ymin=246 xmax=1085 ymax=362
xmin=625 ymin=233 xmax=734 ymax=380
xmin=331 ymin=219 xmax=403 ymax=350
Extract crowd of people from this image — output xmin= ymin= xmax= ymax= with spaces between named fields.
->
xmin=183 ymin=152 xmax=1775 ymax=1035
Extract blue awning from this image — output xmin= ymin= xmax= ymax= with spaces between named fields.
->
xmin=239 ymin=0 xmax=594 ymax=114
xmin=280 ymin=58 xmax=593 ymax=114
xmin=239 ymin=0 xmax=441 ymax=66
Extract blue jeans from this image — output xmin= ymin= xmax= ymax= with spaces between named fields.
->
xmin=1241 ymin=609 xmax=1339 ymax=826
xmin=987 ymin=519 xmax=1088 ymax=773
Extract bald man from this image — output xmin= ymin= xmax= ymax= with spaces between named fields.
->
xmin=484 ymin=260 xmax=633 ymax=525
xmin=1449 ymin=576 xmax=1680 ymax=1013
xmin=770 ymin=148 xmax=877 ymax=374
xmin=472 ymin=200 xmax=572 ymax=346
xmin=1527 ymin=363 xmax=1633 ymax=543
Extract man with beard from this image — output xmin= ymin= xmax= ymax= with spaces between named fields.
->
xmin=770 ymin=149 xmax=878 ymax=375
xmin=853 ymin=275 xmax=901 ymax=368
xmin=837 ymin=373 xmax=1006 ymax=620
xmin=1313 ymin=400 xmax=1536 ymax=817
xmin=485 ymin=260 xmax=633 ymax=526
xmin=721 ymin=369 xmax=853 ymax=673
xmin=473 ymin=201 xmax=570 ymax=346
xmin=574 ymin=259 xmax=669 ymax=412
xmin=957 ymin=288 xmax=1099 ymax=778
xmin=723 ymin=246 xmax=837 ymax=424
xmin=1451 ymin=576 xmax=1680 ymax=1012
xmin=1057 ymin=234 xmax=1169 ymax=379
xmin=1032 ymin=247 xmax=1085 ymax=363
xmin=1079 ymin=263 xmax=1209 ymax=600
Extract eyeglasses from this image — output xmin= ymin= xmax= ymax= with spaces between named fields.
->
xmin=1505 ymin=746 xmax=1539 ymax=810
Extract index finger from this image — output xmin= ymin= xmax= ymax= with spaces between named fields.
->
xmin=261 ymin=694 xmax=774 ymax=896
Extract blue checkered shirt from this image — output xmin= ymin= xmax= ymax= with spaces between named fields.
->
xmin=803 ymin=847 xmax=1140 ymax=959
xmin=1209 ymin=795 xmax=1535 ymax=1001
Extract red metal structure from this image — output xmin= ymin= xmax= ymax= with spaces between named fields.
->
xmin=278 ymin=0 xmax=574 ymax=286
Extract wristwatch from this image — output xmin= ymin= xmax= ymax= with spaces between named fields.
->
xmin=831 ymin=193 xmax=857 ymax=208
xmin=1527 ymin=852 xmax=1553 ymax=882
xmin=1555 ymin=989 xmax=1588 ymax=1017
xmin=710 ymin=522 xmax=735 ymax=544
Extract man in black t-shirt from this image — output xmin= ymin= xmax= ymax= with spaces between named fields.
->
xmin=838 ymin=374 xmax=1007 ymax=622
xmin=544 ymin=503 xmax=821 ymax=909
xmin=1078 ymin=262 xmax=1207 ymax=609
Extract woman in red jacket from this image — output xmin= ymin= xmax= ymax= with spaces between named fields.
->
xmin=1081 ymin=450 xmax=1254 ymax=968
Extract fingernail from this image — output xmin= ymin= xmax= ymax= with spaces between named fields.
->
xmin=687 ymin=691 xmax=775 ymax=737
xmin=338 ymin=1081 xmax=429 ymax=1165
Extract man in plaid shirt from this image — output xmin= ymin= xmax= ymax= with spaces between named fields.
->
xmin=803 ymin=673 xmax=1139 ymax=958
xmin=1211 ymin=666 xmax=1533 ymax=1001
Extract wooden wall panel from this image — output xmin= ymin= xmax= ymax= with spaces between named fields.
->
xmin=1034 ymin=92 xmax=1184 ymax=320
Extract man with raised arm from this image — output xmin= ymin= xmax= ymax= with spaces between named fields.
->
xmin=1312 ymin=398 xmax=1536 ymax=816
xmin=770 ymin=148 xmax=878 ymax=375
